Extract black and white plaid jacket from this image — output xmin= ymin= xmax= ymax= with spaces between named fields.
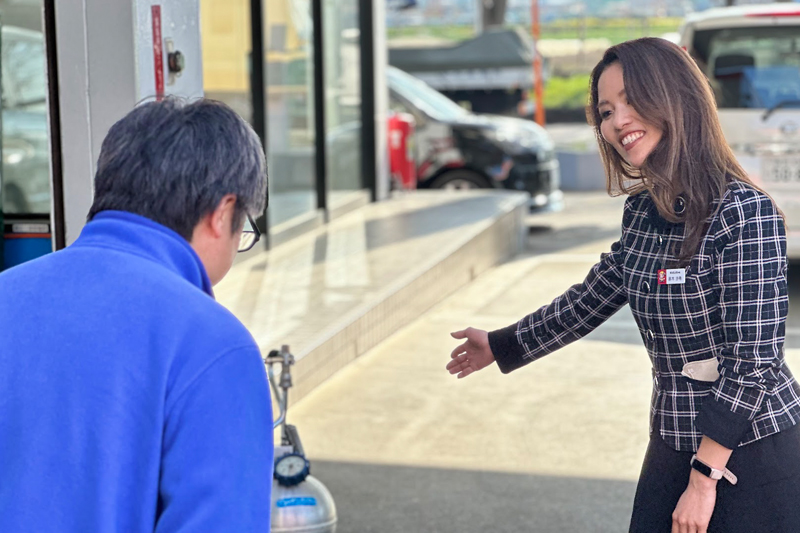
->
xmin=488 ymin=180 xmax=800 ymax=452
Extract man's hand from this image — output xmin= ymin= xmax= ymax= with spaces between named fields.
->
xmin=446 ymin=328 xmax=495 ymax=378
xmin=671 ymin=470 xmax=717 ymax=533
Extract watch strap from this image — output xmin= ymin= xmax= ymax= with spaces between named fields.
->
xmin=690 ymin=454 xmax=738 ymax=485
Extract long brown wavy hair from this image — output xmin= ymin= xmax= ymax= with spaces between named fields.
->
xmin=587 ymin=37 xmax=757 ymax=264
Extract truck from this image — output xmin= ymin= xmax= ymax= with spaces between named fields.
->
xmin=679 ymin=3 xmax=800 ymax=257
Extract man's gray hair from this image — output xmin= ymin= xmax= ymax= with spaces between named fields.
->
xmin=88 ymin=98 xmax=267 ymax=240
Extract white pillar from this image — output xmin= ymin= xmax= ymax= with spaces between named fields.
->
xmin=373 ymin=0 xmax=390 ymax=201
xmin=52 ymin=0 xmax=203 ymax=245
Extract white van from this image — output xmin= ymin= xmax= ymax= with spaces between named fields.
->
xmin=680 ymin=3 xmax=800 ymax=257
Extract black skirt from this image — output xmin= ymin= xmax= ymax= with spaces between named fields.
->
xmin=629 ymin=421 xmax=800 ymax=533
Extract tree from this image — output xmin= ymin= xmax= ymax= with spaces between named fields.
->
xmin=480 ymin=0 xmax=507 ymax=30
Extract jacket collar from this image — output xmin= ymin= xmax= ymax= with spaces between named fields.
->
xmin=645 ymin=193 xmax=686 ymax=233
xmin=72 ymin=210 xmax=213 ymax=297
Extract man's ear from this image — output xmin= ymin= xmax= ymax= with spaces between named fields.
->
xmin=208 ymin=194 xmax=238 ymax=238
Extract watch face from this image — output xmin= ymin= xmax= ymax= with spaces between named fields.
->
xmin=276 ymin=455 xmax=307 ymax=477
xmin=691 ymin=456 xmax=719 ymax=479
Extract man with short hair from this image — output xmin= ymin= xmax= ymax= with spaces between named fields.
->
xmin=0 ymin=99 xmax=274 ymax=532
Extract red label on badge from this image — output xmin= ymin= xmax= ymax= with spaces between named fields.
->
xmin=657 ymin=269 xmax=667 ymax=285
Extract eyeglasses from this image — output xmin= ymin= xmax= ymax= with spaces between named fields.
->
xmin=238 ymin=215 xmax=261 ymax=253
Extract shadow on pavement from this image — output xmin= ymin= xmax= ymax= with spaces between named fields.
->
xmin=311 ymin=460 xmax=636 ymax=533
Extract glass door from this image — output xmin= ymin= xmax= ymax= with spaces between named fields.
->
xmin=264 ymin=0 xmax=319 ymax=235
xmin=1 ymin=0 xmax=53 ymax=270
xmin=323 ymin=0 xmax=363 ymax=212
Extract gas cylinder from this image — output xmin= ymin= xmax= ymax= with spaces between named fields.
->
xmin=267 ymin=346 xmax=338 ymax=533
xmin=271 ymin=476 xmax=337 ymax=533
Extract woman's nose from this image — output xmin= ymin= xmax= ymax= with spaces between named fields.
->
xmin=613 ymin=105 xmax=633 ymax=130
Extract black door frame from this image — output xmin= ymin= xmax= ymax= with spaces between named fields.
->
xmin=43 ymin=0 xmax=66 ymax=251
xmin=359 ymin=0 xmax=377 ymax=201
xmin=249 ymin=0 xmax=270 ymax=249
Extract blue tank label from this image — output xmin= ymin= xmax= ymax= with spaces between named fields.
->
xmin=277 ymin=497 xmax=318 ymax=508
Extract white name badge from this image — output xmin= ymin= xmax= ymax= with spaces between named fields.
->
xmin=658 ymin=268 xmax=686 ymax=285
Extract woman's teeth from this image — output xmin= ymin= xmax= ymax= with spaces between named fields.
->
xmin=622 ymin=132 xmax=644 ymax=146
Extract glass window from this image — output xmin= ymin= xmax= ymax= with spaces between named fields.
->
xmin=200 ymin=0 xmax=253 ymax=123
xmin=1 ymin=3 xmax=51 ymax=216
xmin=323 ymin=0 xmax=363 ymax=205
xmin=264 ymin=0 xmax=318 ymax=230
xmin=0 ymin=0 xmax=54 ymax=271
xmin=693 ymin=26 xmax=800 ymax=109
xmin=201 ymin=0 xmax=319 ymax=236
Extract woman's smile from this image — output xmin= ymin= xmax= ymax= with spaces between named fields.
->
xmin=620 ymin=131 xmax=645 ymax=150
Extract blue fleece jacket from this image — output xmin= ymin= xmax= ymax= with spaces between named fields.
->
xmin=0 ymin=211 xmax=274 ymax=532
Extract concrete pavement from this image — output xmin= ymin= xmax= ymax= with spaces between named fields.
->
xmin=282 ymin=192 xmax=800 ymax=532
xmin=283 ymin=193 xmax=642 ymax=532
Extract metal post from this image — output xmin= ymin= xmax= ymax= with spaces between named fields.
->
xmin=44 ymin=0 xmax=66 ymax=251
xmin=359 ymin=0 xmax=377 ymax=201
xmin=531 ymin=0 xmax=545 ymax=126
xmin=249 ymin=0 xmax=270 ymax=248
xmin=311 ymin=0 xmax=327 ymax=213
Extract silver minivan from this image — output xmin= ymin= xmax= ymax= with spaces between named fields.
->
xmin=680 ymin=3 xmax=800 ymax=256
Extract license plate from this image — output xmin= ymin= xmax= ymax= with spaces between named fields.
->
xmin=761 ymin=156 xmax=800 ymax=184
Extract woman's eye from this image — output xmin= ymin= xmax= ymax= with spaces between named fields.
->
xmin=600 ymin=110 xmax=612 ymax=120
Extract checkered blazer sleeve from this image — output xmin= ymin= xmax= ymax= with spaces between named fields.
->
xmin=488 ymin=200 xmax=631 ymax=374
xmin=694 ymin=189 xmax=789 ymax=449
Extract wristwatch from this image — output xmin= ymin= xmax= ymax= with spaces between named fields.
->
xmin=690 ymin=454 xmax=738 ymax=485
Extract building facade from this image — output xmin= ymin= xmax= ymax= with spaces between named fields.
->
xmin=0 ymin=0 xmax=388 ymax=270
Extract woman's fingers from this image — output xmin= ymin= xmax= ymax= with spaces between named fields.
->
xmin=446 ymin=358 xmax=475 ymax=378
xmin=450 ymin=329 xmax=467 ymax=340
xmin=673 ymin=517 xmax=702 ymax=533
xmin=446 ymin=354 xmax=470 ymax=373
xmin=457 ymin=366 xmax=475 ymax=379
xmin=450 ymin=341 xmax=468 ymax=360
xmin=448 ymin=328 xmax=485 ymax=379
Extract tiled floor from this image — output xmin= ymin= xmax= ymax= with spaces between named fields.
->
xmin=215 ymin=190 xmax=528 ymax=398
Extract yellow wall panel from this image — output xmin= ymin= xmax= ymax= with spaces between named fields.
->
xmin=201 ymin=0 xmax=251 ymax=92
xmin=200 ymin=0 xmax=312 ymax=93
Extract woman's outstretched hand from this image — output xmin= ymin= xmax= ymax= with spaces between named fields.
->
xmin=446 ymin=327 xmax=496 ymax=378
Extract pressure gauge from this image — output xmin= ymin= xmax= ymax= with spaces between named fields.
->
xmin=274 ymin=453 xmax=310 ymax=487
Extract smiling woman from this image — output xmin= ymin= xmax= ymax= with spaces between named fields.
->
xmin=448 ymin=37 xmax=800 ymax=533
xmin=588 ymin=37 xmax=753 ymax=265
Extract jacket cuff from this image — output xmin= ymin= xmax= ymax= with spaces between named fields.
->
xmin=694 ymin=396 xmax=752 ymax=449
xmin=488 ymin=322 xmax=527 ymax=374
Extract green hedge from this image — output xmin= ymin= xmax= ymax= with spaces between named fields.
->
xmin=543 ymin=74 xmax=591 ymax=109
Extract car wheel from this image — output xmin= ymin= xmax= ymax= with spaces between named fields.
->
xmin=429 ymin=170 xmax=490 ymax=190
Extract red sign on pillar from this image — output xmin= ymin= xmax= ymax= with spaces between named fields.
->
xmin=151 ymin=5 xmax=165 ymax=100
